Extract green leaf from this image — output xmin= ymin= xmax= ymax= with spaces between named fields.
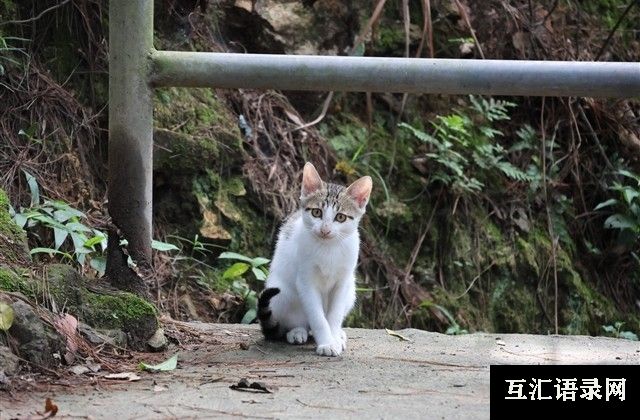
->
xmin=0 ymin=303 xmax=15 ymax=331
xmin=31 ymin=213 xmax=66 ymax=230
xmin=53 ymin=227 xmax=69 ymax=250
xmin=30 ymin=247 xmax=72 ymax=259
xmin=22 ymin=169 xmax=40 ymax=207
xmin=151 ymin=240 xmax=179 ymax=252
xmin=90 ymin=256 xmax=107 ymax=276
xmin=250 ymin=257 xmax=270 ymax=267
xmin=70 ymin=232 xmax=89 ymax=252
xmin=594 ymin=198 xmax=618 ymax=211
xmin=223 ymin=262 xmax=250 ymax=280
xmin=13 ymin=213 xmax=28 ymax=229
xmin=617 ymin=169 xmax=640 ymax=184
xmin=252 ymin=267 xmax=267 ymax=281
xmin=84 ymin=235 xmax=105 ymax=249
xmin=602 ymin=325 xmax=616 ymax=334
xmin=241 ymin=308 xmax=257 ymax=324
xmin=618 ymin=331 xmax=639 ymax=341
xmin=65 ymin=222 xmax=92 ymax=233
xmin=621 ymin=187 xmax=640 ymax=205
xmin=604 ymin=214 xmax=638 ymax=231
xmin=139 ymin=354 xmax=178 ymax=373
xmin=218 ymin=252 xmax=253 ymax=264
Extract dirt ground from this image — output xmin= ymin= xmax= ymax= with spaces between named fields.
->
xmin=2 ymin=323 xmax=639 ymax=419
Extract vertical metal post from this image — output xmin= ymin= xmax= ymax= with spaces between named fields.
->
xmin=108 ymin=0 xmax=154 ymax=265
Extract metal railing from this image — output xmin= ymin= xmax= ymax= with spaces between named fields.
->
xmin=109 ymin=0 xmax=640 ymax=265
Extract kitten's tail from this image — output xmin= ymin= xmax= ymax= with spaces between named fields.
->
xmin=258 ymin=287 xmax=281 ymax=340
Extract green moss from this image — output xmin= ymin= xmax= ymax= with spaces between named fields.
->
xmin=0 ymin=266 xmax=36 ymax=300
xmin=0 ymin=189 xmax=29 ymax=266
xmin=84 ymin=292 xmax=157 ymax=330
xmin=45 ymin=264 xmax=158 ymax=346
xmin=490 ymin=277 xmax=541 ymax=333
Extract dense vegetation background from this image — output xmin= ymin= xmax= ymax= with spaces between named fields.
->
xmin=1 ymin=0 xmax=639 ymax=353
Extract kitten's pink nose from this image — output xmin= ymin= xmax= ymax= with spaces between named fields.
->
xmin=320 ymin=227 xmax=331 ymax=237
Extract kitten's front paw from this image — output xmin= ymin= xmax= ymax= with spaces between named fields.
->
xmin=333 ymin=329 xmax=347 ymax=351
xmin=286 ymin=327 xmax=308 ymax=344
xmin=316 ymin=341 xmax=343 ymax=357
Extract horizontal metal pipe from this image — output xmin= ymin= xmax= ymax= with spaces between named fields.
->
xmin=150 ymin=51 xmax=640 ymax=97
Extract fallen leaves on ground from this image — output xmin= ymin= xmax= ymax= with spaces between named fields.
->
xmin=230 ymin=378 xmax=272 ymax=393
xmin=385 ymin=328 xmax=412 ymax=342
xmin=139 ymin=354 xmax=178 ymax=373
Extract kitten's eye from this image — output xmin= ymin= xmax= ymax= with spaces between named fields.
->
xmin=335 ymin=213 xmax=347 ymax=223
xmin=311 ymin=208 xmax=322 ymax=218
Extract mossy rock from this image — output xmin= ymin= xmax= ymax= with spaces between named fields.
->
xmin=0 ymin=189 xmax=29 ymax=268
xmin=0 ymin=267 xmax=34 ymax=297
xmin=45 ymin=265 xmax=158 ymax=349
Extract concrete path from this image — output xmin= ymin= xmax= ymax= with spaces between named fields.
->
xmin=2 ymin=323 xmax=639 ymax=419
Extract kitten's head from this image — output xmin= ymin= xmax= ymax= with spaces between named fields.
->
xmin=299 ymin=162 xmax=372 ymax=241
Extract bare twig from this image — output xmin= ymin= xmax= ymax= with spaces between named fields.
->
xmin=403 ymin=191 xmax=442 ymax=283
xmin=454 ymin=261 xmax=496 ymax=299
xmin=595 ymin=0 xmax=638 ymax=61
xmin=454 ymin=0 xmax=485 ymax=59
xmin=540 ymin=97 xmax=559 ymax=335
xmin=0 ymin=0 xmax=72 ymax=26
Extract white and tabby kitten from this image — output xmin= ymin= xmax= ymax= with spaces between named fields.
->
xmin=258 ymin=162 xmax=372 ymax=356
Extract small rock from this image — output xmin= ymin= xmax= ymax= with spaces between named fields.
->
xmin=147 ymin=328 xmax=168 ymax=351
xmin=0 ymin=371 xmax=11 ymax=390
xmin=0 ymin=345 xmax=20 ymax=376
xmin=69 ymin=365 xmax=90 ymax=375
xmin=100 ymin=329 xmax=128 ymax=348
xmin=9 ymin=301 xmax=65 ymax=368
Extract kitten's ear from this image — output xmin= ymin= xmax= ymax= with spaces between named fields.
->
xmin=301 ymin=162 xmax=323 ymax=197
xmin=346 ymin=176 xmax=372 ymax=208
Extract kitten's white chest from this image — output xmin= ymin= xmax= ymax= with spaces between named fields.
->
xmin=302 ymin=236 xmax=358 ymax=283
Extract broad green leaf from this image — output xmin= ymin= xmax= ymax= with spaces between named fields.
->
xmin=250 ymin=257 xmax=270 ymax=267
xmin=617 ymin=169 xmax=640 ymax=184
xmin=53 ymin=209 xmax=80 ymax=223
xmin=90 ymin=256 xmax=107 ymax=276
xmin=139 ymin=354 xmax=178 ymax=373
xmin=252 ymin=267 xmax=267 ymax=281
xmin=604 ymin=214 xmax=638 ymax=231
xmin=218 ymin=252 xmax=253 ymax=264
xmin=22 ymin=169 xmax=40 ymax=207
xmin=602 ymin=325 xmax=616 ymax=334
xmin=84 ymin=235 xmax=105 ymax=249
xmin=594 ymin=198 xmax=618 ymax=211
xmin=0 ymin=303 xmax=14 ymax=331
xmin=70 ymin=232 xmax=89 ymax=251
xmin=32 ymin=213 xmax=66 ymax=230
xmin=53 ymin=227 xmax=69 ymax=250
xmin=621 ymin=187 xmax=640 ymax=205
xmin=151 ymin=240 xmax=179 ymax=252
xmin=618 ymin=331 xmax=639 ymax=341
xmin=223 ymin=262 xmax=249 ymax=280
xmin=30 ymin=247 xmax=72 ymax=259
xmin=65 ymin=222 xmax=92 ymax=233
xmin=241 ymin=308 xmax=257 ymax=324
xmin=13 ymin=213 xmax=28 ymax=229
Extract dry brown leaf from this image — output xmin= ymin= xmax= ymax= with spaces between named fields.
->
xmin=44 ymin=397 xmax=58 ymax=417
